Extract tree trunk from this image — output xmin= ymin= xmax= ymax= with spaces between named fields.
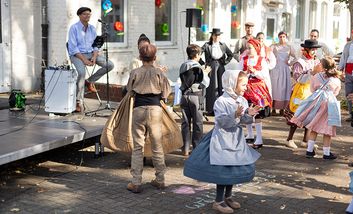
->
xmin=350 ymin=1 xmax=353 ymax=33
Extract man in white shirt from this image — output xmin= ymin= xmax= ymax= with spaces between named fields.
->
xmin=233 ymin=22 xmax=254 ymax=62
xmin=338 ymin=30 xmax=353 ymax=121
xmin=309 ymin=29 xmax=334 ymax=59
xmin=68 ymin=7 xmax=114 ymax=112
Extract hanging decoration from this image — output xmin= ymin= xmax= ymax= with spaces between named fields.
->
xmin=231 ymin=21 xmax=240 ymax=29
xmin=161 ymin=23 xmax=169 ymax=36
xmin=102 ymin=0 xmax=113 ymax=16
xmin=196 ymin=5 xmax=204 ymax=15
xmin=201 ymin=24 xmax=208 ymax=33
xmin=231 ymin=5 xmax=237 ymax=13
xmin=113 ymin=21 xmax=124 ymax=36
xmin=155 ymin=0 xmax=162 ymax=8
xmin=116 ymin=32 xmax=124 ymax=36
xmin=196 ymin=5 xmax=203 ymax=11
xmin=114 ymin=21 xmax=124 ymax=31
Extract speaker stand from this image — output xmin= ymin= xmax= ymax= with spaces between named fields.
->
xmin=188 ymin=27 xmax=191 ymax=45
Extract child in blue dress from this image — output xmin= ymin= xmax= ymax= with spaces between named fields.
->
xmin=184 ymin=69 xmax=261 ymax=213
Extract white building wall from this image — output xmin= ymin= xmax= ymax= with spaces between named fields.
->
xmin=335 ymin=3 xmax=350 ymax=52
xmin=43 ymin=0 xmax=350 ymax=89
xmin=10 ymin=0 xmax=42 ymax=92
xmin=47 ymin=0 xmax=194 ymax=85
xmin=47 ymin=0 xmax=68 ymax=66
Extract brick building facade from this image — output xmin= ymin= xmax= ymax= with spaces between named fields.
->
xmin=0 ymin=0 xmax=350 ymax=92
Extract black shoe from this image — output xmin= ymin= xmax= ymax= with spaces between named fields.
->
xmin=143 ymin=157 xmax=147 ymax=166
xmin=348 ymin=162 xmax=353 ymax=167
xmin=306 ymin=150 xmax=316 ymax=158
xmin=323 ymin=152 xmax=337 ymax=160
xmin=245 ymin=138 xmax=255 ymax=143
xmin=204 ymin=111 xmax=215 ymax=116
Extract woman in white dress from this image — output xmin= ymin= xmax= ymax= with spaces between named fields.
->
xmin=270 ymin=31 xmax=296 ymax=115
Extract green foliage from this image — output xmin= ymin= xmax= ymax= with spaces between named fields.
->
xmin=334 ymin=0 xmax=350 ymax=5
xmin=341 ymin=99 xmax=348 ymax=110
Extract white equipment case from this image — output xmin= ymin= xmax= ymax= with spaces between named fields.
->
xmin=45 ymin=68 xmax=77 ymax=113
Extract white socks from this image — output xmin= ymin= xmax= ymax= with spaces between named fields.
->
xmin=254 ymin=123 xmax=263 ymax=145
xmin=323 ymin=147 xmax=331 ymax=156
xmin=307 ymin=140 xmax=316 ymax=152
xmin=246 ymin=124 xmax=254 ymax=139
xmin=347 ymin=198 xmax=353 ymax=213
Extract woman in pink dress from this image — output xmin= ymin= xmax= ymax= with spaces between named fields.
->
xmin=291 ymin=56 xmax=341 ymax=160
xmin=270 ymin=31 xmax=296 ymax=115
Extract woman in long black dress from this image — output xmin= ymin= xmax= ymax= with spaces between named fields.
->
xmin=202 ymin=28 xmax=234 ymax=115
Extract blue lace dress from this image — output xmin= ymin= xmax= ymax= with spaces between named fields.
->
xmin=183 ymin=94 xmax=261 ymax=185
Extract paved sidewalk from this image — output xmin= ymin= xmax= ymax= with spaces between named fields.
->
xmin=0 ymin=112 xmax=352 ymax=213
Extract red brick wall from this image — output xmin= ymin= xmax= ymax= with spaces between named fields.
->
xmin=84 ymin=83 xmax=124 ymax=102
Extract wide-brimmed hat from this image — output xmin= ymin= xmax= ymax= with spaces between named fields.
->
xmin=300 ymin=39 xmax=322 ymax=48
xmin=210 ymin=28 xmax=223 ymax=35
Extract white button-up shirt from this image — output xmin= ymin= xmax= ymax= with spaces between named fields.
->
xmin=67 ymin=21 xmax=99 ymax=56
xmin=211 ymin=42 xmax=223 ymax=60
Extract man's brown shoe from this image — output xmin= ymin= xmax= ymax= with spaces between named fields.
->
xmin=75 ymin=103 xmax=82 ymax=112
xmin=150 ymin=179 xmax=166 ymax=189
xmin=127 ymin=183 xmax=143 ymax=193
xmin=85 ymin=80 xmax=97 ymax=93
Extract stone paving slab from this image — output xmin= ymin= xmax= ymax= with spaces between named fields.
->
xmin=0 ymin=111 xmax=352 ymax=213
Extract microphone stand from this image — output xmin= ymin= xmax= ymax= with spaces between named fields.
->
xmin=86 ymin=21 xmax=114 ymax=116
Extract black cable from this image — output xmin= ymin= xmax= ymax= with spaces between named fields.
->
xmin=43 ymin=69 xmax=62 ymax=105
xmin=62 ymin=120 xmax=87 ymax=132
xmin=0 ymin=107 xmax=41 ymax=137
xmin=0 ymin=69 xmax=60 ymax=135
xmin=0 ymin=67 xmax=58 ymax=123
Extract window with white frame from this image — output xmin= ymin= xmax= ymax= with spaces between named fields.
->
xmin=195 ymin=0 xmax=210 ymax=41
xmin=333 ymin=4 xmax=340 ymax=16
xmin=100 ymin=0 xmax=126 ymax=43
xmin=295 ymin=0 xmax=304 ymax=39
xmin=155 ymin=0 xmax=172 ymax=42
xmin=231 ymin=0 xmax=242 ymax=39
xmin=281 ymin=13 xmax=291 ymax=38
xmin=320 ymin=2 xmax=328 ymax=39
xmin=266 ymin=18 xmax=275 ymax=40
xmin=332 ymin=4 xmax=340 ymax=39
xmin=309 ymin=1 xmax=317 ymax=31
xmin=0 ymin=2 xmax=2 ymax=44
